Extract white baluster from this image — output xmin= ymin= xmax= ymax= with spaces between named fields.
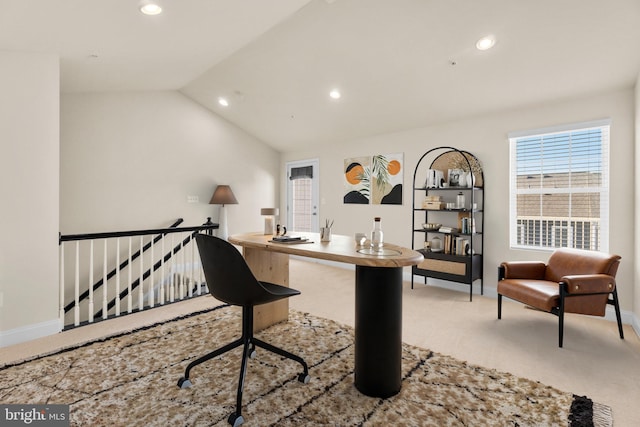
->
xmin=128 ymin=237 xmax=133 ymax=313
xmin=188 ymin=236 xmax=194 ymax=298
xmin=88 ymin=240 xmax=94 ymax=323
xmin=169 ymin=234 xmax=175 ymax=302
xmin=103 ymin=240 xmax=108 ymax=320
xmin=149 ymin=236 xmax=155 ymax=308
xmin=179 ymin=237 xmax=184 ymax=300
xmin=115 ymin=238 xmax=121 ymax=316
xmin=198 ymin=241 xmax=204 ymax=295
xmin=160 ymin=234 xmax=165 ymax=305
xmin=59 ymin=242 xmax=65 ymax=328
xmin=74 ymin=241 xmax=80 ymax=326
xmin=139 ymin=236 xmax=144 ymax=311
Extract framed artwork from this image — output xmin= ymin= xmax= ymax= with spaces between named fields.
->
xmin=344 ymin=156 xmax=370 ymax=204
xmin=343 ymin=153 xmax=403 ymax=205
xmin=448 ymin=168 xmax=465 ymax=187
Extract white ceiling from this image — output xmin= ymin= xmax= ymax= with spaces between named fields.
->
xmin=2 ymin=0 xmax=640 ymax=152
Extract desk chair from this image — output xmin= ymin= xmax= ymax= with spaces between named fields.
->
xmin=177 ymin=233 xmax=310 ymax=427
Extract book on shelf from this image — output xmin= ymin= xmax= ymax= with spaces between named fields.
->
xmin=438 ymin=226 xmax=460 ymax=234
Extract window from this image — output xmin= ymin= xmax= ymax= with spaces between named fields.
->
xmin=509 ymin=120 xmax=610 ymax=251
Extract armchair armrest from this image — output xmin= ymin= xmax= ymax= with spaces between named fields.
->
xmin=561 ymin=274 xmax=616 ymax=295
xmin=499 ymin=261 xmax=547 ymax=280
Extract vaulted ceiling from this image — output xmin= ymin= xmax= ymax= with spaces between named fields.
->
xmin=2 ymin=0 xmax=639 ymax=151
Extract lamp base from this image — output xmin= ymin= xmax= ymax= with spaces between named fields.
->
xmin=263 ymin=216 xmax=275 ymax=235
xmin=217 ymin=205 xmax=228 ymax=240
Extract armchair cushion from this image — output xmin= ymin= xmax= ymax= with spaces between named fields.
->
xmin=497 ymin=279 xmax=558 ymax=312
xmin=562 ymin=274 xmax=616 ymax=295
xmin=500 ymin=261 xmax=547 ymax=280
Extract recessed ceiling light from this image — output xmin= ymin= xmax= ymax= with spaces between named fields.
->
xmin=329 ymin=89 xmax=341 ymax=100
xmin=218 ymin=97 xmax=229 ymax=107
xmin=140 ymin=2 xmax=162 ymax=15
xmin=476 ymin=35 xmax=496 ymax=51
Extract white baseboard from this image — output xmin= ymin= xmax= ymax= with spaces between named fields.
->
xmin=0 ymin=318 xmax=61 ymax=348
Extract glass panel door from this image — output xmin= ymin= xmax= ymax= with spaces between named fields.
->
xmin=286 ymin=159 xmax=319 ymax=232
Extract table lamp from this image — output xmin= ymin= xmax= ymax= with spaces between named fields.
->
xmin=209 ymin=185 xmax=238 ymax=240
xmin=260 ymin=208 xmax=279 ymax=235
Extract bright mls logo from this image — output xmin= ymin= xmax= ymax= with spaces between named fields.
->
xmin=1 ymin=405 xmax=69 ymax=426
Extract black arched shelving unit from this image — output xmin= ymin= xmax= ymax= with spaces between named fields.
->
xmin=411 ymin=147 xmax=484 ymax=301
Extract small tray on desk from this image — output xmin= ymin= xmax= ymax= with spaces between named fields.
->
xmin=269 ymin=236 xmax=312 ymax=244
xmin=357 ymin=247 xmax=402 ymax=256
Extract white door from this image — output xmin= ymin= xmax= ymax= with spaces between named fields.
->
xmin=286 ymin=159 xmax=319 ymax=232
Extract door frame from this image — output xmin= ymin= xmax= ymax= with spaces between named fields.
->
xmin=286 ymin=158 xmax=320 ymax=232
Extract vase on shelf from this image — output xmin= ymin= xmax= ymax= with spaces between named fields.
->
xmin=466 ymin=172 xmax=475 ymax=187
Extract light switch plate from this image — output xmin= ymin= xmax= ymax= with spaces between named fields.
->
xmin=187 ymin=195 xmax=199 ymax=203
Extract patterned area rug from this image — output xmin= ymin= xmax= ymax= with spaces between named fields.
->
xmin=0 ymin=305 xmax=612 ymax=426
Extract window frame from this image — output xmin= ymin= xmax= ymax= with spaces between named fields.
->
xmin=508 ymin=119 xmax=610 ymax=252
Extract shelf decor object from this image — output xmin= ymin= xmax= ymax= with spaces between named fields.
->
xmin=411 ymin=147 xmax=484 ymax=301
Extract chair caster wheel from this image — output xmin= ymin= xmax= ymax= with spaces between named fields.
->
xmin=297 ymin=373 xmax=311 ymax=384
xmin=177 ymin=377 xmax=192 ymax=389
xmin=228 ymin=413 xmax=244 ymax=427
xmin=249 ymin=350 xmax=257 ymax=359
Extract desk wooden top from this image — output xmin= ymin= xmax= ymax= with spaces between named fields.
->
xmin=229 ymin=232 xmax=423 ymax=268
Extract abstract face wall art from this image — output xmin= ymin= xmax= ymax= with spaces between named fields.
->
xmin=343 ymin=153 xmax=403 ymax=205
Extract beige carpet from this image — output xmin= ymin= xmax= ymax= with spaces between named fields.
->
xmin=0 ymin=305 xmax=611 ymax=426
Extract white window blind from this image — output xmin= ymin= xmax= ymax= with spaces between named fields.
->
xmin=509 ymin=120 xmax=610 ymax=252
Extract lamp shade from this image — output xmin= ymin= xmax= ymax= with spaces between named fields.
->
xmin=209 ymin=185 xmax=238 ymax=206
xmin=260 ymin=208 xmax=279 ymax=216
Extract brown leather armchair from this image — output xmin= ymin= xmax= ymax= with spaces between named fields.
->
xmin=497 ymin=248 xmax=624 ymax=347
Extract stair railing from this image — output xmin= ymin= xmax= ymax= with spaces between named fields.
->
xmin=59 ymin=218 xmax=218 ymax=329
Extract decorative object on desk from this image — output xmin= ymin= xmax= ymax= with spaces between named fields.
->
xmin=1 ymin=307 xmax=608 ymax=427
xmin=209 ymin=184 xmax=238 ymax=240
xmin=270 ymin=235 xmax=310 ymax=244
xmin=357 ymin=247 xmax=402 ymax=256
xmin=320 ymin=227 xmax=332 ymax=242
xmin=260 ymin=208 xmax=279 ymax=235
xmin=276 ymin=224 xmax=287 ymax=236
xmin=370 ymin=216 xmax=384 ymax=252
xmin=320 ymin=219 xmax=333 ymax=242
xmin=343 ymin=153 xmax=403 ymax=205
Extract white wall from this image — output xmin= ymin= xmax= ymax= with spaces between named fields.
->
xmin=281 ymin=88 xmax=636 ymax=314
xmin=0 ymin=51 xmax=60 ymax=344
xmin=635 ymin=73 xmax=640 ymax=330
xmin=61 ymin=91 xmax=280 ymax=234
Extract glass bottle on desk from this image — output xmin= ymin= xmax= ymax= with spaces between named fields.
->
xmin=371 ymin=217 xmax=384 ymax=252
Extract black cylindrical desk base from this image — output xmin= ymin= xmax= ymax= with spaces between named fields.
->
xmin=354 ymin=265 xmax=403 ymax=398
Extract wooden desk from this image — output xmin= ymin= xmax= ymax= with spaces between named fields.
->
xmin=228 ymin=232 xmax=423 ymax=398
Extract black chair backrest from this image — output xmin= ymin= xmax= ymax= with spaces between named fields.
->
xmin=195 ymin=233 xmax=268 ymax=306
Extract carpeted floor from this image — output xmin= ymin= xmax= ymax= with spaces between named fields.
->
xmin=0 ymin=305 xmax=612 ymax=426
